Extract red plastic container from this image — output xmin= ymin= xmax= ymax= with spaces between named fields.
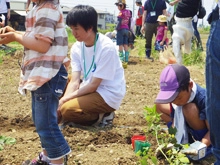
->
xmin=131 ymin=135 xmax=146 ymax=150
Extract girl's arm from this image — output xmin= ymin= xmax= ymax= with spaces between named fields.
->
xmin=0 ymin=26 xmax=50 ymax=53
xmin=160 ymin=28 xmax=168 ymax=45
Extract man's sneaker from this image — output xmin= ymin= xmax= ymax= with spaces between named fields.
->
xmin=93 ymin=112 xmax=115 ymax=127
xmin=22 ymin=153 xmax=50 ymax=165
xmin=99 ymin=112 xmax=115 ymax=127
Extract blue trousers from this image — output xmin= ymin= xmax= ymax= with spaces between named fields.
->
xmin=206 ymin=19 xmax=220 ymax=165
xmin=31 ymin=65 xmax=71 ymax=159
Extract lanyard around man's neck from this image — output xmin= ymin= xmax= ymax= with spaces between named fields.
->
xmin=151 ymin=0 xmax=158 ymax=10
xmin=82 ymin=33 xmax=99 ymax=80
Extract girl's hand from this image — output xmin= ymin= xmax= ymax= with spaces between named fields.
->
xmin=0 ymin=26 xmax=15 ymax=34
xmin=160 ymin=41 xmax=164 ymax=46
xmin=0 ymin=32 xmax=16 ymax=44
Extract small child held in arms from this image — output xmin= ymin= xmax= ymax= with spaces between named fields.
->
xmin=155 ymin=15 xmax=169 ymax=51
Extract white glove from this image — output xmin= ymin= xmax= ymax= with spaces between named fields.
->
xmin=181 ymin=141 xmax=207 ymax=160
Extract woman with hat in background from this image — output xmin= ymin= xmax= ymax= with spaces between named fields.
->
xmin=115 ymin=0 xmax=132 ymax=63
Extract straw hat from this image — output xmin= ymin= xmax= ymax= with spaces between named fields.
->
xmin=157 ymin=15 xmax=167 ymax=22
xmin=115 ymin=0 xmax=126 ymax=5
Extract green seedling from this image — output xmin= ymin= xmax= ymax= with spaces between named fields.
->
xmin=0 ymin=136 xmax=16 ymax=151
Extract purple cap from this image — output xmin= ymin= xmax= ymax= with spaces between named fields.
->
xmin=155 ymin=64 xmax=190 ymax=104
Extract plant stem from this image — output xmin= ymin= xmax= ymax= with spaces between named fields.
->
xmin=155 ymin=129 xmax=172 ymax=164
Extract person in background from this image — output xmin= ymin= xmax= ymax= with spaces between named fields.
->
xmin=165 ymin=0 xmax=180 ymax=45
xmin=128 ymin=10 xmax=136 ymax=50
xmin=155 ymin=15 xmax=169 ymax=51
xmin=115 ymin=0 xmax=131 ymax=63
xmin=171 ymin=0 xmax=201 ymax=64
xmin=0 ymin=0 xmax=10 ymax=27
xmin=0 ymin=0 xmax=71 ymax=164
xmin=205 ymin=1 xmax=220 ymax=164
xmin=57 ymin=5 xmax=126 ymax=128
xmin=155 ymin=64 xmax=212 ymax=160
xmin=141 ymin=0 xmax=167 ymax=61
xmin=192 ymin=15 xmax=203 ymax=51
xmin=105 ymin=30 xmax=117 ymax=41
xmin=135 ymin=0 xmax=144 ymax=37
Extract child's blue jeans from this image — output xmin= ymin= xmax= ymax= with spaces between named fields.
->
xmin=31 ymin=64 xmax=71 ymax=159
xmin=155 ymin=40 xmax=167 ymax=51
xmin=206 ymin=19 xmax=220 ymax=164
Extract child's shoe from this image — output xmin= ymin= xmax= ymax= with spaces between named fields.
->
xmin=22 ymin=152 xmax=50 ymax=165
xmin=119 ymin=52 xmax=124 ymax=62
xmin=125 ymin=51 xmax=129 ymax=62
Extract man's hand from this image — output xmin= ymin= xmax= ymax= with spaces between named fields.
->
xmin=181 ymin=141 xmax=207 ymax=160
xmin=181 ymin=147 xmax=198 ymax=155
xmin=57 ymin=98 xmax=65 ymax=112
xmin=57 ymin=109 xmax=62 ymax=124
xmin=141 ymin=26 xmax=145 ymax=35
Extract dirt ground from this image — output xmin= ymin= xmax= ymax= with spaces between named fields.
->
xmin=0 ymin=46 xmax=216 ymax=165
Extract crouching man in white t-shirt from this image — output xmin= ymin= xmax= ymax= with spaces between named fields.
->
xmin=57 ymin=5 xmax=126 ymax=128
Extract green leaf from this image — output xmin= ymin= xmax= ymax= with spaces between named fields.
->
xmin=140 ymin=158 xmax=148 ymax=165
xmin=168 ymin=126 xmax=177 ymax=135
xmin=179 ymin=157 xmax=190 ymax=163
xmin=151 ymin=156 xmax=158 ymax=165
xmin=0 ymin=136 xmax=6 ymax=144
xmin=0 ymin=136 xmax=16 ymax=151
xmin=0 ymin=144 xmax=4 ymax=151
xmin=4 ymin=137 xmax=16 ymax=144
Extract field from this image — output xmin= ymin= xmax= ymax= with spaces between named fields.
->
xmin=0 ymin=31 xmax=216 ymax=165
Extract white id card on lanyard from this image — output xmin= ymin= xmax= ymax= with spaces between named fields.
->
xmin=150 ymin=11 xmax=156 ymax=16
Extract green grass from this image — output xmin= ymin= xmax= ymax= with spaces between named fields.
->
xmin=66 ymin=27 xmax=76 ymax=44
xmin=131 ymin=27 xmax=209 ymax=66
xmin=1 ymin=26 xmax=210 ymax=67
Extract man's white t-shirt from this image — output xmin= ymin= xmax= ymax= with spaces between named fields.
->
xmin=70 ymin=33 xmax=126 ymax=110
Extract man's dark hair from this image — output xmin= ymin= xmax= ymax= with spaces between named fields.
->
xmin=66 ymin=5 xmax=98 ymax=33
